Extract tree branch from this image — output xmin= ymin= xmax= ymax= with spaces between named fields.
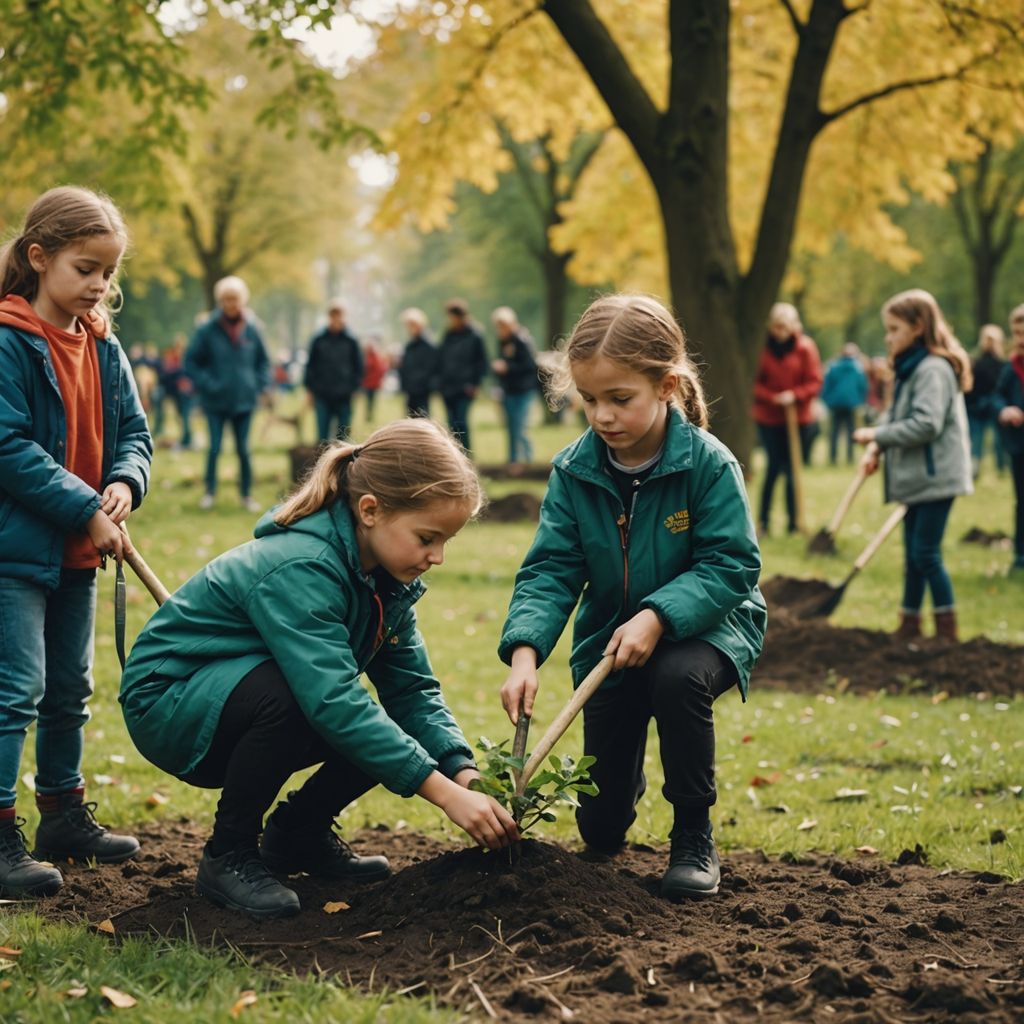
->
xmin=560 ymin=130 xmax=606 ymax=200
xmin=497 ymin=122 xmax=551 ymax=225
xmin=949 ymin=185 xmax=980 ymax=260
xmin=778 ymin=0 xmax=804 ymax=34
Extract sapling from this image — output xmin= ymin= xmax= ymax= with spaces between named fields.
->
xmin=469 ymin=737 xmax=599 ymax=833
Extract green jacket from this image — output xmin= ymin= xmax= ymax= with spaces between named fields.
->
xmin=119 ymin=505 xmax=474 ymax=796
xmin=498 ymin=408 xmax=767 ymax=696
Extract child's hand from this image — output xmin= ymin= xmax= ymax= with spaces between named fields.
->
xmin=604 ymin=608 xmax=664 ymax=670
xmin=861 ymin=441 xmax=880 ymax=476
xmin=86 ymin=509 xmax=134 ymax=563
xmin=501 ymin=646 xmax=539 ymax=724
xmin=100 ymin=482 xmax=134 ymax=524
xmin=442 ymin=787 xmax=520 ymax=850
xmin=998 ymin=405 xmax=1024 ymax=427
xmin=852 ymin=426 xmax=876 ymax=444
xmin=773 ymin=390 xmax=796 ymax=406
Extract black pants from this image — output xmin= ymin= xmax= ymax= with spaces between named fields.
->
xmin=757 ymin=422 xmax=815 ymax=530
xmin=829 ymin=407 xmax=856 ymax=465
xmin=575 ymin=639 xmax=736 ymax=850
xmin=182 ymin=661 xmax=375 ymax=852
xmin=1012 ymin=453 xmax=1024 ymax=560
xmin=406 ymin=392 xmax=431 ymax=418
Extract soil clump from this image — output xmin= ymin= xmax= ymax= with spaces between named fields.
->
xmin=483 ymin=493 xmax=542 ymax=523
xmin=13 ymin=820 xmax=1024 ymax=1022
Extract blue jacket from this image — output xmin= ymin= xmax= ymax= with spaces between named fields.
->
xmin=0 ymin=323 xmax=152 ymax=588
xmin=185 ymin=312 xmax=270 ymax=416
xmin=994 ymin=362 xmax=1024 ymax=458
xmin=821 ymin=355 xmax=868 ymax=411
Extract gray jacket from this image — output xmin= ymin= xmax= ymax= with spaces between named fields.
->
xmin=874 ymin=354 xmax=972 ymax=505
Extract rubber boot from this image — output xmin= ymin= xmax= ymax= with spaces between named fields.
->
xmin=893 ymin=610 xmax=922 ymax=641
xmin=0 ymin=815 xmax=63 ymax=898
xmin=934 ymin=609 xmax=959 ymax=643
xmin=33 ymin=790 xmax=139 ymax=864
xmin=196 ymin=844 xmax=300 ymax=919
xmin=661 ymin=822 xmax=721 ymax=900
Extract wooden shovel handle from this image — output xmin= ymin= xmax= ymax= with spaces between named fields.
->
xmin=783 ymin=403 xmax=805 ymax=533
xmin=119 ymin=527 xmax=171 ymax=606
xmin=515 ymin=655 xmax=615 ymax=795
xmin=851 ymin=503 xmax=908 ymax=574
xmin=826 ymin=464 xmax=869 ymax=535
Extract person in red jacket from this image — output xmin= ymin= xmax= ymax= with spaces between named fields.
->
xmin=361 ymin=336 xmax=389 ymax=424
xmin=751 ymin=302 xmax=823 ymax=534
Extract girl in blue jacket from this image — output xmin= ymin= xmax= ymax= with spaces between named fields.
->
xmin=499 ymin=294 xmax=766 ymax=902
xmin=0 ymin=187 xmax=152 ymax=899
xmin=121 ymin=419 xmax=518 ymax=920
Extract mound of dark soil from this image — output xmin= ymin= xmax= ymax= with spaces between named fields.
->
xmin=484 ymin=492 xmax=542 ymax=523
xmin=478 ymin=463 xmax=553 ymax=481
xmin=757 ymin=575 xmax=1023 ymax=696
xmin=15 ymin=821 xmax=1024 ymax=1022
xmin=961 ymin=526 xmax=1012 ymax=548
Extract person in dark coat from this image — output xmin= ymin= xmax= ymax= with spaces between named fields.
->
xmin=398 ymin=308 xmax=438 ymax=418
xmin=304 ymin=299 xmax=364 ymax=444
xmin=995 ymin=304 xmax=1024 ymax=572
xmin=966 ymin=324 xmax=1007 ymax=478
xmin=437 ymin=298 xmax=488 ymax=452
xmin=491 ymin=306 xmax=538 ymax=468
xmin=821 ymin=342 xmax=869 ymax=465
xmin=186 ymin=276 xmax=270 ymax=512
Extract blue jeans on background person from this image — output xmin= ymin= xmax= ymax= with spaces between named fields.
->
xmin=828 ymin=407 xmax=857 ymax=465
xmin=503 ymin=391 xmax=534 ymax=464
xmin=968 ymin=410 xmax=1005 ymax=476
xmin=901 ymin=498 xmax=956 ymax=613
xmin=443 ymin=393 xmax=474 ymax=452
xmin=0 ymin=570 xmax=97 ymax=807
xmin=174 ymin=392 xmax=194 ymax=448
xmin=313 ymin=396 xmax=353 ymax=443
xmin=205 ymin=410 xmax=253 ymax=497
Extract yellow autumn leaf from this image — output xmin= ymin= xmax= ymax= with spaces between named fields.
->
xmin=146 ymin=792 xmax=170 ymax=807
xmin=94 ymin=919 xmax=116 ymax=935
xmin=229 ymin=990 xmax=258 ymax=1018
xmin=100 ymin=985 xmax=137 ymax=1009
xmin=323 ymin=901 xmax=351 ymax=914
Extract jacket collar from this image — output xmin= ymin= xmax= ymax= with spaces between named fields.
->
xmin=3 ymin=322 xmax=114 ymax=359
xmin=553 ymin=405 xmax=694 ymax=487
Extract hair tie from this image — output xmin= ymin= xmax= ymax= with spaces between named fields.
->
xmin=350 ymin=446 xmax=362 ymax=460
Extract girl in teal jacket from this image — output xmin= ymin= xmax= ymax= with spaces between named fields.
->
xmin=121 ymin=419 xmax=518 ymax=919
xmin=499 ymin=294 xmax=766 ymax=902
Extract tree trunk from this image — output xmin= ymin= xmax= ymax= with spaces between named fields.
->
xmin=973 ymin=246 xmax=994 ymax=331
xmin=541 ymin=248 xmax=572 ymax=347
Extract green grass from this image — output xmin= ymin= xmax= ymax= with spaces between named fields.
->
xmin=3 ymin=391 xmax=1022 ymax=1020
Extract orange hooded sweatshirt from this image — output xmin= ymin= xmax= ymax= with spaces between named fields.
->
xmin=0 ymin=295 xmax=108 ymax=568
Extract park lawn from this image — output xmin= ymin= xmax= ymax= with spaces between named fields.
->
xmin=2 ymin=391 xmax=1021 ymax=1021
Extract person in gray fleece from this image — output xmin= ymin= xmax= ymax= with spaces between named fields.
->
xmin=853 ymin=289 xmax=973 ymax=642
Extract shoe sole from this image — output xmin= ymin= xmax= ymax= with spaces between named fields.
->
xmin=261 ymin=856 xmax=391 ymax=884
xmin=33 ymin=847 xmax=139 ymax=866
xmin=195 ymin=881 xmax=301 ymax=920
xmin=0 ymin=878 xmax=63 ymax=899
xmin=661 ymin=882 xmax=720 ymax=901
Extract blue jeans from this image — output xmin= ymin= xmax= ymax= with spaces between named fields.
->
xmin=314 ymin=396 xmax=353 ymax=443
xmin=443 ymin=393 xmax=474 ymax=452
xmin=902 ymin=498 xmax=955 ymax=613
xmin=174 ymin=392 xmax=194 ymax=447
xmin=0 ymin=570 xmax=97 ymax=807
xmin=503 ymin=391 xmax=534 ymax=464
xmin=204 ymin=410 xmax=253 ymax=497
xmin=968 ymin=411 xmax=1005 ymax=474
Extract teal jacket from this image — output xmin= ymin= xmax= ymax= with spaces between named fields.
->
xmin=119 ymin=505 xmax=474 ymax=796
xmin=499 ymin=407 xmax=767 ymax=696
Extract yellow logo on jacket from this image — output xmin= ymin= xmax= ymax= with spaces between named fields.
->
xmin=664 ymin=509 xmax=690 ymax=534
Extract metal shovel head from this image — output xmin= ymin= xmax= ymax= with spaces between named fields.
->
xmin=807 ymin=528 xmax=838 ymax=555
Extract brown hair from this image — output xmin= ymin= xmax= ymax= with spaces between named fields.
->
xmin=882 ymin=289 xmax=973 ymax=393
xmin=547 ymin=294 xmax=709 ymax=428
xmin=0 ymin=186 xmax=128 ymax=319
xmin=275 ymin=418 xmax=484 ymax=527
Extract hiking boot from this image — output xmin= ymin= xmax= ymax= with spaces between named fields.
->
xmin=196 ymin=844 xmax=301 ymax=919
xmin=34 ymin=792 xmax=139 ymax=864
xmin=934 ymin=609 xmax=959 ymax=643
xmin=261 ymin=812 xmax=391 ymax=882
xmin=661 ymin=824 xmax=721 ymax=900
xmin=0 ymin=817 xmax=63 ymax=898
xmin=894 ymin=610 xmax=922 ymax=641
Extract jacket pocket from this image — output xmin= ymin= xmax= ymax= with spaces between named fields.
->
xmin=924 ymin=444 xmax=936 ymax=477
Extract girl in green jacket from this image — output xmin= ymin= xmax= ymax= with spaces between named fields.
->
xmin=121 ymin=419 xmax=518 ymax=920
xmin=499 ymin=294 xmax=766 ymax=901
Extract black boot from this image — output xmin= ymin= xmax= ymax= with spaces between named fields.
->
xmin=661 ymin=822 xmax=721 ymax=900
xmin=33 ymin=792 xmax=139 ymax=864
xmin=0 ymin=816 xmax=63 ymax=898
xmin=196 ymin=844 xmax=300 ymax=920
xmin=261 ymin=806 xmax=390 ymax=882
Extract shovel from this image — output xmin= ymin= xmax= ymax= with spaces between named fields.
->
xmin=515 ymin=655 xmax=614 ymax=795
xmin=802 ymin=503 xmax=908 ymax=618
xmin=783 ymin=403 xmax=806 ymax=534
xmin=114 ymin=528 xmax=171 ymax=668
xmin=807 ymin=464 xmax=869 ymax=555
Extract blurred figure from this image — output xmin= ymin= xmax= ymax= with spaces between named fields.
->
xmin=490 ymin=306 xmax=538 ymax=470
xmin=865 ymin=355 xmax=893 ymax=424
xmin=398 ymin=307 xmax=438 ymax=418
xmin=751 ymin=302 xmax=823 ymax=534
xmin=996 ymin=304 xmax=1024 ymax=572
xmin=361 ymin=335 xmax=389 ymax=424
xmin=438 ymin=298 xmax=488 ymax=452
xmin=304 ymin=298 xmax=363 ymax=443
xmin=186 ymin=276 xmax=270 ymax=512
xmin=821 ymin=342 xmax=869 ymax=465
xmin=966 ymin=324 xmax=1007 ymax=478
xmin=158 ymin=333 xmax=194 ymax=449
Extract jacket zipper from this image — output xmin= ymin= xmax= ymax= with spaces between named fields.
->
xmin=372 ymin=593 xmax=385 ymax=653
xmin=616 ymin=487 xmax=642 ymax=608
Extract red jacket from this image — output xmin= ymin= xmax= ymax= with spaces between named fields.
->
xmin=752 ymin=333 xmax=823 ymax=426
xmin=362 ymin=347 xmax=388 ymax=391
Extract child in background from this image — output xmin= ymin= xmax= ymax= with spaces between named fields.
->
xmin=966 ymin=324 xmax=1007 ymax=478
xmin=0 ymin=186 xmax=152 ymax=897
xmin=498 ymin=294 xmax=766 ymax=901
xmin=854 ymin=289 xmax=973 ymax=641
xmin=995 ymin=304 xmax=1024 ymax=572
xmin=120 ymin=419 xmax=518 ymax=920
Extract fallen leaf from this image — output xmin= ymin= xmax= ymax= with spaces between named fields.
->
xmin=92 ymin=774 xmax=115 ymax=786
xmin=94 ymin=919 xmax=116 ymax=935
xmin=323 ymin=901 xmax=350 ymax=914
xmin=870 ymin=739 xmax=888 ymax=749
xmin=741 ymin=734 xmax=754 ymax=744
xmin=879 ymin=715 xmax=902 ymax=728
xmin=0 ymin=947 xmax=22 ymax=957
xmin=65 ymin=987 xmax=88 ymax=999
xmin=0 ymin=979 xmax=11 ymax=991
xmin=0 ymin=959 xmax=18 ymax=972
xmin=797 ymin=819 xmax=817 ymax=831
xmin=750 ymin=773 xmax=781 ymax=788
xmin=833 ymin=788 xmax=869 ymax=802
xmin=100 ymin=985 xmax=137 ymax=1008
xmin=229 ymin=990 xmax=258 ymax=1018
xmin=923 ymin=961 xmax=940 ymax=971
xmin=356 ymin=930 xmax=383 ymax=940
xmin=146 ymin=792 xmax=170 ymax=807
xmin=765 ymin=804 xmax=791 ymax=815
xmin=855 ymin=846 xmax=879 ymax=856
xmin=931 ymin=692 xmax=949 ymax=704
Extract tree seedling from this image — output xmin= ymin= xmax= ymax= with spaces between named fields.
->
xmin=469 ymin=736 xmax=599 ymax=834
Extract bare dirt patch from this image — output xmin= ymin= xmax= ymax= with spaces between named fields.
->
xmin=10 ymin=820 xmax=1024 ymax=1022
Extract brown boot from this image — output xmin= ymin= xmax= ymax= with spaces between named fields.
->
xmin=934 ymin=609 xmax=959 ymax=643
xmin=894 ymin=610 xmax=922 ymax=640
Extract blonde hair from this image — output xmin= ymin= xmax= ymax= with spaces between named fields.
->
xmin=492 ymin=306 xmax=519 ymax=328
xmin=882 ymin=289 xmax=973 ymax=392
xmin=213 ymin=275 xmax=249 ymax=305
xmin=547 ymin=294 xmax=709 ymax=428
xmin=768 ymin=302 xmax=802 ymax=334
xmin=327 ymin=297 xmax=347 ymax=315
xmin=0 ymin=186 xmax=128 ymax=318
xmin=1009 ymin=303 xmax=1024 ymax=327
xmin=401 ymin=307 xmax=428 ymax=330
xmin=977 ymin=324 xmax=1005 ymax=359
xmin=275 ymin=418 xmax=484 ymax=527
